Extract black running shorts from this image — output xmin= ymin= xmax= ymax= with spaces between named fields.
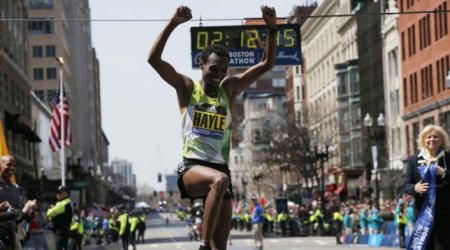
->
xmin=177 ymin=158 xmax=234 ymax=201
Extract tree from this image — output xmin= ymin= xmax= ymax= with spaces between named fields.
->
xmin=137 ymin=183 xmax=156 ymax=204
xmin=266 ymin=117 xmax=321 ymax=195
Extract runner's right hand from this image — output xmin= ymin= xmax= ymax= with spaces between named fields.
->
xmin=171 ymin=5 xmax=192 ymax=25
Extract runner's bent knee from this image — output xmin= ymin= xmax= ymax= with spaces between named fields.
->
xmin=210 ymin=173 xmax=229 ymax=194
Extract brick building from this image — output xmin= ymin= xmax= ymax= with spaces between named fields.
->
xmin=399 ymin=0 xmax=450 ymax=155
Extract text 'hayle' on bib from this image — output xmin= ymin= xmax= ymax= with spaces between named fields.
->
xmin=192 ymin=103 xmax=227 ymax=140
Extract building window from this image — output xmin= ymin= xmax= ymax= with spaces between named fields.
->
xmin=46 ymin=89 xmax=58 ymax=103
xmin=28 ymin=18 xmax=55 ymax=34
xmin=272 ymin=78 xmax=286 ymax=88
xmin=28 ymin=0 xmax=54 ymax=9
xmin=32 ymin=46 xmax=43 ymax=58
xmin=435 ymin=3 xmax=449 ymax=41
xmin=45 ymin=45 xmax=56 ymax=57
xmin=33 ymin=68 xmax=44 ymax=80
xmin=401 ymin=32 xmax=406 ymax=61
xmin=419 ymin=15 xmax=431 ymax=50
xmin=437 ymin=59 xmax=442 ymax=93
xmin=337 ymin=73 xmax=347 ymax=97
xmin=388 ymin=49 xmax=398 ymax=80
xmin=350 ymin=67 xmax=360 ymax=94
xmin=437 ymin=55 xmax=450 ymax=93
xmin=46 ymin=67 xmax=57 ymax=79
xmin=420 ymin=64 xmax=433 ymax=99
xmin=252 ymin=129 xmax=262 ymax=144
xmin=403 ymin=78 xmax=408 ymax=106
xmin=34 ymin=90 xmax=45 ymax=101
xmin=423 ymin=116 xmax=435 ymax=126
xmin=439 ymin=110 xmax=450 ymax=135
xmin=410 ymin=73 xmax=418 ymax=104
xmin=412 ymin=121 xmax=420 ymax=146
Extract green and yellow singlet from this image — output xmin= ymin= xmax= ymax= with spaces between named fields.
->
xmin=181 ymin=81 xmax=232 ymax=164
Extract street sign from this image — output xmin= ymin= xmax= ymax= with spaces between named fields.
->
xmin=371 ymin=145 xmax=378 ymax=171
xmin=73 ymin=180 xmax=87 ymax=188
xmin=275 ymin=197 xmax=288 ymax=214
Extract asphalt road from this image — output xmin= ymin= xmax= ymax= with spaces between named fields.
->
xmin=136 ymin=212 xmax=396 ymax=250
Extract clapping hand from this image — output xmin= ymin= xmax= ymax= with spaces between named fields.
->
xmin=22 ymin=199 xmax=37 ymax=215
xmin=0 ymin=201 xmax=10 ymax=212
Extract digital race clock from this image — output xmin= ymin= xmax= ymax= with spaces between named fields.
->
xmin=190 ymin=24 xmax=301 ymax=68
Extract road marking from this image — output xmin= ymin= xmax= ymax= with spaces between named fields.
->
xmin=149 ymin=244 xmax=159 ymax=248
xmin=269 ymin=239 xmax=279 ymax=243
xmin=313 ymin=239 xmax=329 ymax=245
xmin=294 ymin=239 xmax=304 ymax=244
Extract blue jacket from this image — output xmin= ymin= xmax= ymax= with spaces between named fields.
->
xmin=251 ymin=204 xmax=264 ymax=224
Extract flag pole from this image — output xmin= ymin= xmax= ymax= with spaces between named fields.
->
xmin=56 ymin=57 xmax=65 ymax=187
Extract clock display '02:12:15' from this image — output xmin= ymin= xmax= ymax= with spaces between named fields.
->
xmin=192 ymin=27 xmax=298 ymax=50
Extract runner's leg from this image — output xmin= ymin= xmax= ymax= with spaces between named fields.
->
xmin=182 ymin=166 xmax=229 ymax=246
xmin=211 ymin=197 xmax=232 ymax=250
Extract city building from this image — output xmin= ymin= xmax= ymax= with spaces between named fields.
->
xmin=165 ymin=173 xmax=178 ymax=198
xmin=0 ymin=0 xmax=42 ymax=185
xmin=334 ymin=0 xmax=362 ymax=199
xmin=301 ymin=0 xmax=340 ymax=196
xmin=237 ymin=91 xmax=287 ymax=201
xmin=27 ymin=0 xmax=105 ymax=181
xmin=399 ymin=0 xmax=450 ymax=155
xmin=381 ymin=0 xmax=405 ymax=198
xmin=110 ymin=158 xmax=136 ymax=188
xmin=285 ymin=4 xmax=317 ymax=126
xmin=227 ymin=18 xmax=288 ymax=203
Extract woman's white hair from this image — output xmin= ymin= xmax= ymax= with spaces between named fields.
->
xmin=416 ymin=125 xmax=450 ymax=151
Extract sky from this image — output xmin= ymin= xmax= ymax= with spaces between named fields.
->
xmin=89 ymin=0 xmax=322 ymax=191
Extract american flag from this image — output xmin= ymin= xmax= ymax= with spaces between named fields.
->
xmin=49 ymin=87 xmax=71 ymax=152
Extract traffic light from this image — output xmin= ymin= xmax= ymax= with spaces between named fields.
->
xmin=157 ymin=173 xmax=162 ymax=182
xmin=153 ymin=191 xmax=157 ymax=197
xmin=169 ymin=190 xmax=173 ymax=197
xmin=253 ymin=129 xmax=261 ymax=143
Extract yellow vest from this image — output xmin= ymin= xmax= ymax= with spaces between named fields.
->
xmin=118 ymin=213 xmax=129 ymax=235
xmin=333 ymin=212 xmax=343 ymax=221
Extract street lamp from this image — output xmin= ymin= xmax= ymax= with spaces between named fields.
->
xmin=253 ymin=168 xmax=263 ymax=197
xmin=311 ymin=138 xmax=330 ymax=215
xmin=241 ymin=175 xmax=248 ymax=204
xmin=363 ymin=112 xmax=385 ymax=208
xmin=279 ymin=162 xmax=290 ymax=197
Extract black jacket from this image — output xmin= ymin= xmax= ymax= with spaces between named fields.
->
xmin=0 ymin=210 xmax=23 ymax=249
xmin=47 ymin=198 xmax=73 ymax=235
xmin=404 ymin=152 xmax=450 ymax=216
